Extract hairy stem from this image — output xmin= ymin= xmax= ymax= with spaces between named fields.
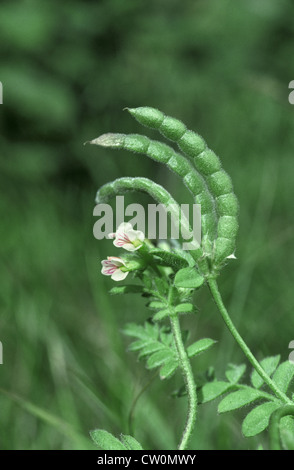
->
xmin=169 ymin=314 xmax=197 ymax=450
xmin=269 ymin=405 xmax=294 ymax=450
xmin=208 ymin=278 xmax=291 ymax=405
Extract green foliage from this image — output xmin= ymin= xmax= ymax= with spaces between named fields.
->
xmin=279 ymin=416 xmax=294 ymax=450
xmin=149 ymin=249 xmax=190 ymax=270
xmin=272 ymin=362 xmax=294 ymax=393
xmin=92 ymin=103 xmax=294 ymax=450
xmin=123 ymin=322 xmax=216 ymax=380
xmin=251 ymin=355 xmax=281 ymax=389
xmin=225 ymin=363 xmax=247 ymax=384
xmin=197 ymin=358 xmax=294 ymax=445
xmin=123 ymin=322 xmax=179 ymax=379
xmin=109 ymin=285 xmax=144 ymax=295
xmin=199 ymin=381 xmax=234 ymax=404
xmin=186 ymin=338 xmax=216 ymax=358
xmin=90 ymin=429 xmax=143 ymax=450
xmin=218 ymin=389 xmax=264 ymax=413
xmin=174 ymin=267 xmax=204 ymax=289
xmin=2 ymin=0 xmax=294 ymax=451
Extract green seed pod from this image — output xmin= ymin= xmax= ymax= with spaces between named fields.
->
xmin=126 ymin=107 xmax=239 ymax=266
xmin=127 ymin=107 xmax=206 ymax=160
xmin=126 ymin=106 xmax=165 ymax=129
xmin=194 ymin=149 xmax=222 ymax=176
xmin=201 ymin=213 xmax=217 ymax=242
xmin=216 ymin=193 xmax=239 ymax=217
xmin=206 ymin=170 xmax=233 ymax=198
xmin=89 ymin=132 xmax=218 ymax=248
xmin=196 ymin=191 xmax=214 ymax=214
xmin=213 ymin=237 xmax=236 ymax=264
xmin=90 ymin=107 xmax=240 ymax=271
xmin=178 ymin=130 xmax=206 ymax=159
xmin=96 ymin=176 xmax=203 ymax=263
xmin=158 ymin=116 xmax=186 ymax=141
xmin=217 ymin=216 xmax=239 ymax=240
xmin=96 ymin=176 xmax=175 ymax=208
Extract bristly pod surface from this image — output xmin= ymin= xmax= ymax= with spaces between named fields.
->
xmin=90 ymin=133 xmax=217 ymax=258
xmin=96 ymin=176 xmax=203 ymax=262
xmin=125 ymin=107 xmax=239 ymax=268
xmin=87 ymin=106 xmax=239 ymax=275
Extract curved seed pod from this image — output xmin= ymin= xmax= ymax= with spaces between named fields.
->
xmin=126 ymin=107 xmax=239 ymax=265
xmin=89 ymin=133 xmax=217 ymax=254
xmin=126 ymin=107 xmax=206 ymax=160
xmin=215 ymin=193 xmax=239 ymax=217
xmin=96 ymin=176 xmax=204 ymax=265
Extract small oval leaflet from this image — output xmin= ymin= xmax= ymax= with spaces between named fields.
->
xmin=174 ymin=267 xmax=204 ymax=289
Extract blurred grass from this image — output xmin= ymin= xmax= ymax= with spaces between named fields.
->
xmin=1 ymin=0 xmax=294 ymax=450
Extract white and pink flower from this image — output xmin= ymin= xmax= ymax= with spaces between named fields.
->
xmin=108 ymin=222 xmax=145 ymax=252
xmin=101 ymin=256 xmax=129 ymax=281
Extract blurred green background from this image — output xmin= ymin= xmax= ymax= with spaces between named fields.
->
xmin=1 ymin=0 xmax=294 ymax=450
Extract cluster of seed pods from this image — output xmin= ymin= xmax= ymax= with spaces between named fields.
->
xmin=90 ymin=107 xmax=239 ymax=274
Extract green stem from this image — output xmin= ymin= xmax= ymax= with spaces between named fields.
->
xmin=269 ymin=405 xmax=294 ymax=450
xmin=169 ymin=314 xmax=197 ymax=450
xmin=208 ymin=278 xmax=291 ymax=405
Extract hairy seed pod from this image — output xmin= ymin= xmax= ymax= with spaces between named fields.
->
xmin=96 ymin=176 xmax=203 ymax=263
xmin=194 ymin=149 xmax=222 ymax=176
xmin=127 ymin=107 xmax=206 ymax=160
xmin=96 ymin=176 xmax=176 ymax=208
xmin=216 ymin=216 xmax=239 ymax=240
xmin=90 ymin=107 xmax=239 ymax=269
xmin=89 ymin=133 xmax=217 ymax=249
xmin=213 ymin=238 xmax=236 ymax=265
xmin=126 ymin=107 xmax=239 ymax=265
xmin=206 ymin=170 xmax=233 ymax=198
xmin=215 ymin=193 xmax=239 ymax=217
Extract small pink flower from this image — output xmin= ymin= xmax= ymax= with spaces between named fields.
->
xmin=108 ymin=222 xmax=144 ymax=252
xmin=101 ymin=256 xmax=129 ymax=281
